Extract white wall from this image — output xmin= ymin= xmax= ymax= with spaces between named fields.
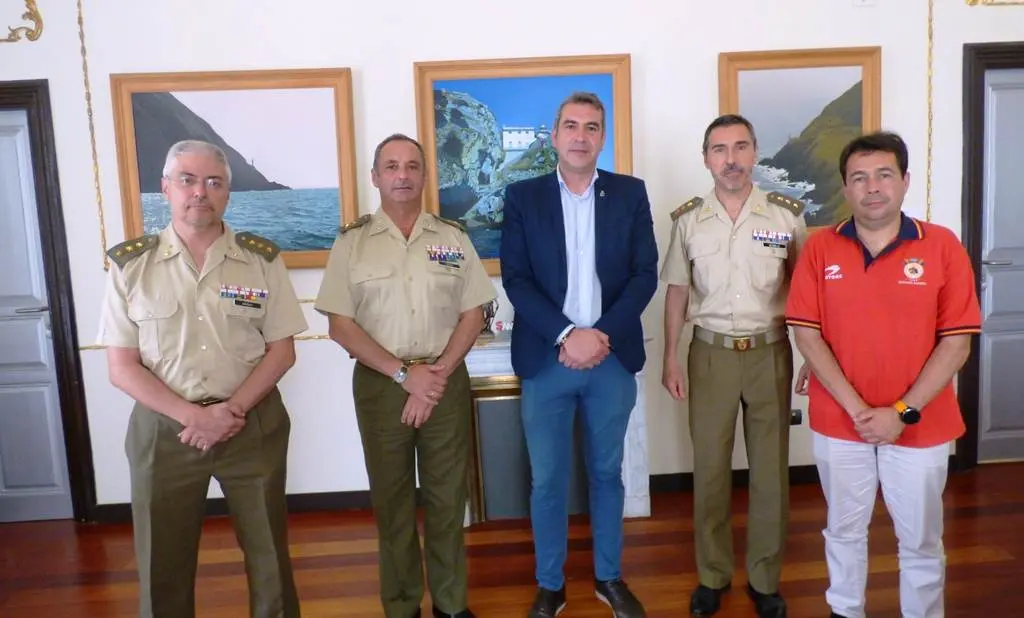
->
xmin=3 ymin=0 xmax=1023 ymax=503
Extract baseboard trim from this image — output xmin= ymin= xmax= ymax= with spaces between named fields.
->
xmin=89 ymin=458 xmax=960 ymax=523
xmin=650 ymin=464 xmax=821 ymax=493
xmin=89 ymin=490 xmax=376 ymax=524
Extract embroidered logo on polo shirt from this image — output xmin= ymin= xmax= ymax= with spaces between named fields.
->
xmin=824 ymin=264 xmax=844 ymax=281
xmin=900 ymin=258 xmax=927 ymax=286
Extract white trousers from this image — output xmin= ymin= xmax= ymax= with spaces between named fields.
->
xmin=813 ymin=432 xmax=951 ymax=618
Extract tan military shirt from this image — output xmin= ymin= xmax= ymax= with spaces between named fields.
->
xmin=98 ymin=224 xmax=308 ymax=401
xmin=660 ymin=186 xmax=808 ymax=335
xmin=314 ymin=210 xmax=496 ymax=359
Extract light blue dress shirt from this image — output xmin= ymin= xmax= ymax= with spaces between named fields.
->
xmin=555 ymin=167 xmax=603 ymax=344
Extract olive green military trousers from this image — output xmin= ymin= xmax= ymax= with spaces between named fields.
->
xmin=687 ymin=336 xmax=794 ymax=594
xmin=353 ymin=361 xmax=472 ymax=618
xmin=125 ymin=387 xmax=300 ymax=618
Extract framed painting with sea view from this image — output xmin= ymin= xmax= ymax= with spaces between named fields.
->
xmin=110 ymin=68 xmax=359 ymax=268
xmin=718 ymin=46 xmax=881 ymax=229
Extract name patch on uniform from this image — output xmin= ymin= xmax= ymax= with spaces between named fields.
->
xmin=752 ymin=229 xmax=791 ymax=249
xmin=234 ymin=299 xmax=262 ymax=309
xmin=427 ymin=245 xmax=464 ymax=269
xmin=220 ymin=285 xmax=269 ymax=301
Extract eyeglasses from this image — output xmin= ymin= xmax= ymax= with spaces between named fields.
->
xmin=166 ymin=174 xmax=227 ymax=190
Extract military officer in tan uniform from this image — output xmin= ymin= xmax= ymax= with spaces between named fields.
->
xmin=315 ymin=133 xmax=495 ymax=618
xmin=661 ymin=115 xmax=807 ymax=618
xmin=98 ymin=140 xmax=307 ymax=618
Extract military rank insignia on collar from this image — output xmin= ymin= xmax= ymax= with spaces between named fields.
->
xmin=427 ymin=244 xmax=464 ymax=269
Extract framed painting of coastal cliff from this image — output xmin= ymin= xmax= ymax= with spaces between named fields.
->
xmin=719 ymin=46 xmax=881 ymax=229
xmin=110 ymin=68 xmax=359 ymax=268
xmin=414 ymin=54 xmax=633 ymax=275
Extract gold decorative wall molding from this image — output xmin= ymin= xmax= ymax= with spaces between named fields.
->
xmin=2 ymin=0 xmax=42 ymax=43
xmin=966 ymin=0 xmax=1024 ymax=6
xmin=74 ymin=0 xmax=109 ymax=270
xmin=926 ymin=0 xmax=934 ymax=221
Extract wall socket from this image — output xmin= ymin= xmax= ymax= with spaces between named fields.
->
xmin=790 ymin=409 xmax=803 ymax=425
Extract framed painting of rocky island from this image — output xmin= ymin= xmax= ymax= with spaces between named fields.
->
xmin=413 ymin=54 xmax=633 ymax=275
xmin=718 ymin=46 xmax=881 ymax=229
xmin=110 ymin=68 xmax=359 ymax=268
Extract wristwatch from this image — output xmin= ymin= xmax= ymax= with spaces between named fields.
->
xmin=392 ymin=363 xmax=409 ymax=384
xmin=893 ymin=400 xmax=921 ymax=425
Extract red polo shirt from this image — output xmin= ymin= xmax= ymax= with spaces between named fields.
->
xmin=785 ymin=214 xmax=982 ymax=447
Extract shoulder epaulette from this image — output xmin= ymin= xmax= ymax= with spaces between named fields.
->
xmin=339 ymin=214 xmax=371 ymax=235
xmin=106 ymin=234 xmax=158 ymax=269
xmin=671 ymin=196 xmax=703 ymax=221
xmin=235 ymin=231 xmax=280 ymax=261
xmin=433 ymin=214 xmax=467 ymax=233
xmin=767 ymin=192 xmax=806 ymax=217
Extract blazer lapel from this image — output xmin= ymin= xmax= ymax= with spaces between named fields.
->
xmin=593 ymin=173 xmax=609 ymax=276
xmin=546 ymin=173 xmax=568 ymax=300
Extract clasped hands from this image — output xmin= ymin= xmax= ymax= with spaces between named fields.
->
xmin=795 ymin=364 xmax=904 ymax=445
xmin=178 ymin=401 xmax=245 ymax=452
xmin=559 ymin=327 xmax=611 ymax=370
xmin=400 ymin=363 xmax=448 ymax=429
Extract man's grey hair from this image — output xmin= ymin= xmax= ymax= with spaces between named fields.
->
xmin=161 ymin=140 xmax=232 ymax=184
xmin=554 ymin=91 xmax=606 ymax=131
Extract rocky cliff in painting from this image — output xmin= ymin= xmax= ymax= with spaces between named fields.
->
xmin=434 ymin=89 xmax=561 ymax=228
xmin=131 ymin=92 xmax=290 ymax=193
xmin=759 ymin=81 xmax=863 ymax=226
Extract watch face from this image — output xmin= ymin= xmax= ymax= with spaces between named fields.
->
xmin=902 ymin=409 xmax=921 ymax=424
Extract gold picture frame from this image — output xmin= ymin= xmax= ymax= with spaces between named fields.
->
xmin=413 ymin=54 xmax=633 ymax=276
xmin=966 ymin=0 xmax=1024 ymax=5
xmin=110 ymin=68 xmax=359 ymax=269
xmin=718 ymin=46 xmax=882 ymax=229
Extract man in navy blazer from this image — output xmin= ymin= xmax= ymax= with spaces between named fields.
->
xmin=500 ymin=92 xmax=658 ymax=618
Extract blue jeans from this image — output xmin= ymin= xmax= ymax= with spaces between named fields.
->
xmin=521 ymin=354 xmax=638 ymax=590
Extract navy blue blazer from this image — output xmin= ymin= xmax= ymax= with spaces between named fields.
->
xmin=499 ymin=169 xmax=658 ymax=379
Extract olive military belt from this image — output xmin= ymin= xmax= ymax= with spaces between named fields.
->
xmin=402 ymin=356 xmax=438 ymax=366
xmin=693 ymin=325 xmax=787 ymax=352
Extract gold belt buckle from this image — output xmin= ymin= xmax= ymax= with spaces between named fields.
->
xmin=732 ymin=336 xmax=752 ymax=351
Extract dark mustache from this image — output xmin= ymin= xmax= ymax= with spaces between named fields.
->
xmin=724 ymin=164 xmax=745 ymax=174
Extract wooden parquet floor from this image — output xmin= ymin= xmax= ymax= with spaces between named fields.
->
xmin=1 ymin=462 xmax=1023 ymax=617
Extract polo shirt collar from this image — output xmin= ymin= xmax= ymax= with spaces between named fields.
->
xmin=835 ymin=212 xmax=924 ymax=242
xmin=835 ymin=212 xmax=924 ymax=267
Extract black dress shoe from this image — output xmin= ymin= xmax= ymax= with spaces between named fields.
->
xmin=829 ymin=613 xmax=849 ymax=618
xmin=431 ymin=607 xmax=475 ymax=618
xmin=527 ymin=586 xmax=566 ymax=618
xmin=690 ymin=583 xmax=731 ymax=615
xmin=746 ymin=583 xmax=786 ymax=618
xmin=595 ymin=579 xmax=646 ymax=617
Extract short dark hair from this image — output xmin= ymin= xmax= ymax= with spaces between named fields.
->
xmin=554 ymin=91 xmax=606 ymax=131
xmin=702 ymin=114 xmax=757 ymax=154
xmin=839 ymin=131 xmax=909 ymax=183
xmin=372 ymin=133 xmax=425 ymax=170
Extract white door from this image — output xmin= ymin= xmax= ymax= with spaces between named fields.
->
xmin=977 ymin=68 xmax=1024 ymax=463
xmin=0 ymin=109 xmax=73 ymax=521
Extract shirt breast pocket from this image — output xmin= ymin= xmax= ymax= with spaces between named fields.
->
xmin=751 ymin=243 xmax=789 ymax=292
xmin=430 ymin=265 xmax=464 ymax=309
xmin=351 ymin=264 xmax=395 ymax=314
xmin=222 ymin=298 xmax=267 ymax=362
xmin=687 ymin=238 xmax=723 ymax=295
xmin=128 ymin=298 xmax=180 ymax=362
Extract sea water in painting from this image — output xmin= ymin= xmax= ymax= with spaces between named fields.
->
xmin=432 ymin=74 xmax=615 ymax=259
xmin=133 ymin=88 xmax=341 ymax=251
xmin=738 ymin=66 xmax=863 ymax=227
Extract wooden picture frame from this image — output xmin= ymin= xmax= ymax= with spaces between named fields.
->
xmin=110 ymin=68 xmax=359 ymax=268
xmin=719 ymin=46 xmax=881 ymax=229
xmin=966 ymin=0 xmax=1024 ymax=5
xmin=413 ymin=54 xmax=633 ymax=275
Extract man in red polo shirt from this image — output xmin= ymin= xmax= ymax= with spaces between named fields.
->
xmin=785 ymin=131 xmax=981 ymax=618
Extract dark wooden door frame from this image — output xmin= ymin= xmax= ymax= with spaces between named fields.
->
xmin=956 ymin=41 xmax=1024 ymax=471
xmin=0 ymin=79 xmax=96 ymax=521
